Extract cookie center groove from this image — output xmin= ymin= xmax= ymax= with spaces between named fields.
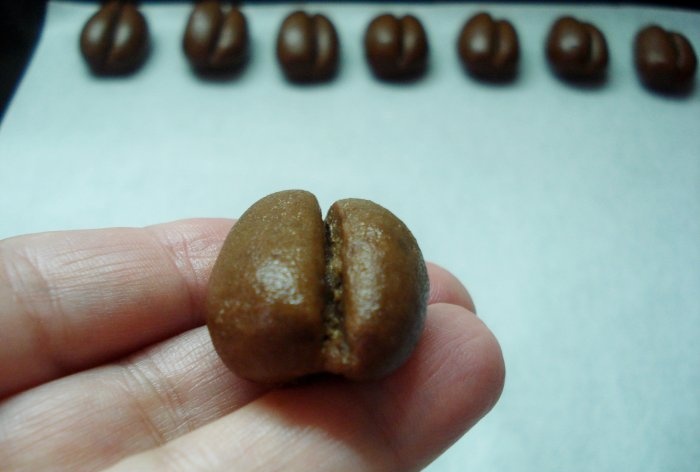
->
xmin=322 ymin=219 xmax=349 ymax=367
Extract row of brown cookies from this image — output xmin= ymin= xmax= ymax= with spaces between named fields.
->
xmin=80 ymin=0 xmax=697 ymax=93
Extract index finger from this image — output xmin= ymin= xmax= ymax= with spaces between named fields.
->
xmin=0 ymin=218 xmax=232 ymax=398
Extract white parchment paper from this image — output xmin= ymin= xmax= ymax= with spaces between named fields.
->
xmin=1 ymin=2 xmax=699 ymax=471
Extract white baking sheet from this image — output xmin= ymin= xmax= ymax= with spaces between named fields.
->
xmin=1 ymin=2 xmax=699 ymax=471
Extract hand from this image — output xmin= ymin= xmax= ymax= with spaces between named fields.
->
xmin=0 ymin=219 xmax=504 ymax=471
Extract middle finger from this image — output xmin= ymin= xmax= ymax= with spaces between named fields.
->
xmin=0 ymin=327 xmax=269 ymax=471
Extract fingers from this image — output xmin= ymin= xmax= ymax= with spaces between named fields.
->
xmin=0 ymin=218 xmax=233 ymax=398
xmin=364 ymin=304 xmax=503 ymax=469
xmin=0 ymin=327 xmax=270 ymax=471
xmin=0 ymin=214 xmax=482 ymax=472
xmin=0 ymin=213 xmax=469 ymax=400
xmin=105 ymin=304 xmax=504 ymax=472
xmin=427 ymin=262 xmax=476 ymax=312
xmin=0 ymin=261 xmax=477 ymax=471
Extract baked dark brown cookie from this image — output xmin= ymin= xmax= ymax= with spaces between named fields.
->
xmin=546 ymin=16 xmax=608 ymax=81
xmin=206 ymin=190 xmax=428 ymax=383
xmin=364 ymin=14 xmax=429 ymax=80
xmin=276 ymin=11 xmax=339 ymax=82
xmin=80 ymin=1 xmax=149 ymax=75
xmin=634 ymin=25 xmax=697 ymax=92
xmin=183 ymin=0 xmax=249 ymax=73
xmin=458 ymin=12 xmax=519 ymax=81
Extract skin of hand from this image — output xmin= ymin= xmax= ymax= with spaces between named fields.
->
xmin=0 ymin=219 xmax=504 ymax=472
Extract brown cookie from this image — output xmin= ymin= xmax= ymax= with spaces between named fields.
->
xmin=206 ymin=190 xmax=428 ymax=383
xmin=635 ymin=25 xmax=697 ymax=92
xmin=546 ymin=16 xmax=608 ymax=81
xmin=276 ymin=11 xmax=339 ymax=82
xmin=365 ymin=14 xmax=429 ymax=80
xmin=80 ymin=1 xmax=149 ymax=75
xmin=183 ymin=0 xmax=249 ymax=73
xmin=458 ymin=12 xmax=519 ymax=81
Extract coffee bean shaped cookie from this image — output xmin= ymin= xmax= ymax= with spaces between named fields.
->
xmin=206 ymin=190 xmax=428 ymax=383
xmin=365 ymin=14 xmax=429 ymax=80
xmin=183 ymin=0 xmax=249 ymax=73
xmin=458 ymin=12 xmax=519 ymax=81
xmin=276 ymin=11 xmax=339 ymax=82
xmin=635 ymin=25 xmax=697 ymax=92
xmin=546 ymin=16 xmax=608 ymax=81
xmin=80 ymin=1 xmax=149 ymax=75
